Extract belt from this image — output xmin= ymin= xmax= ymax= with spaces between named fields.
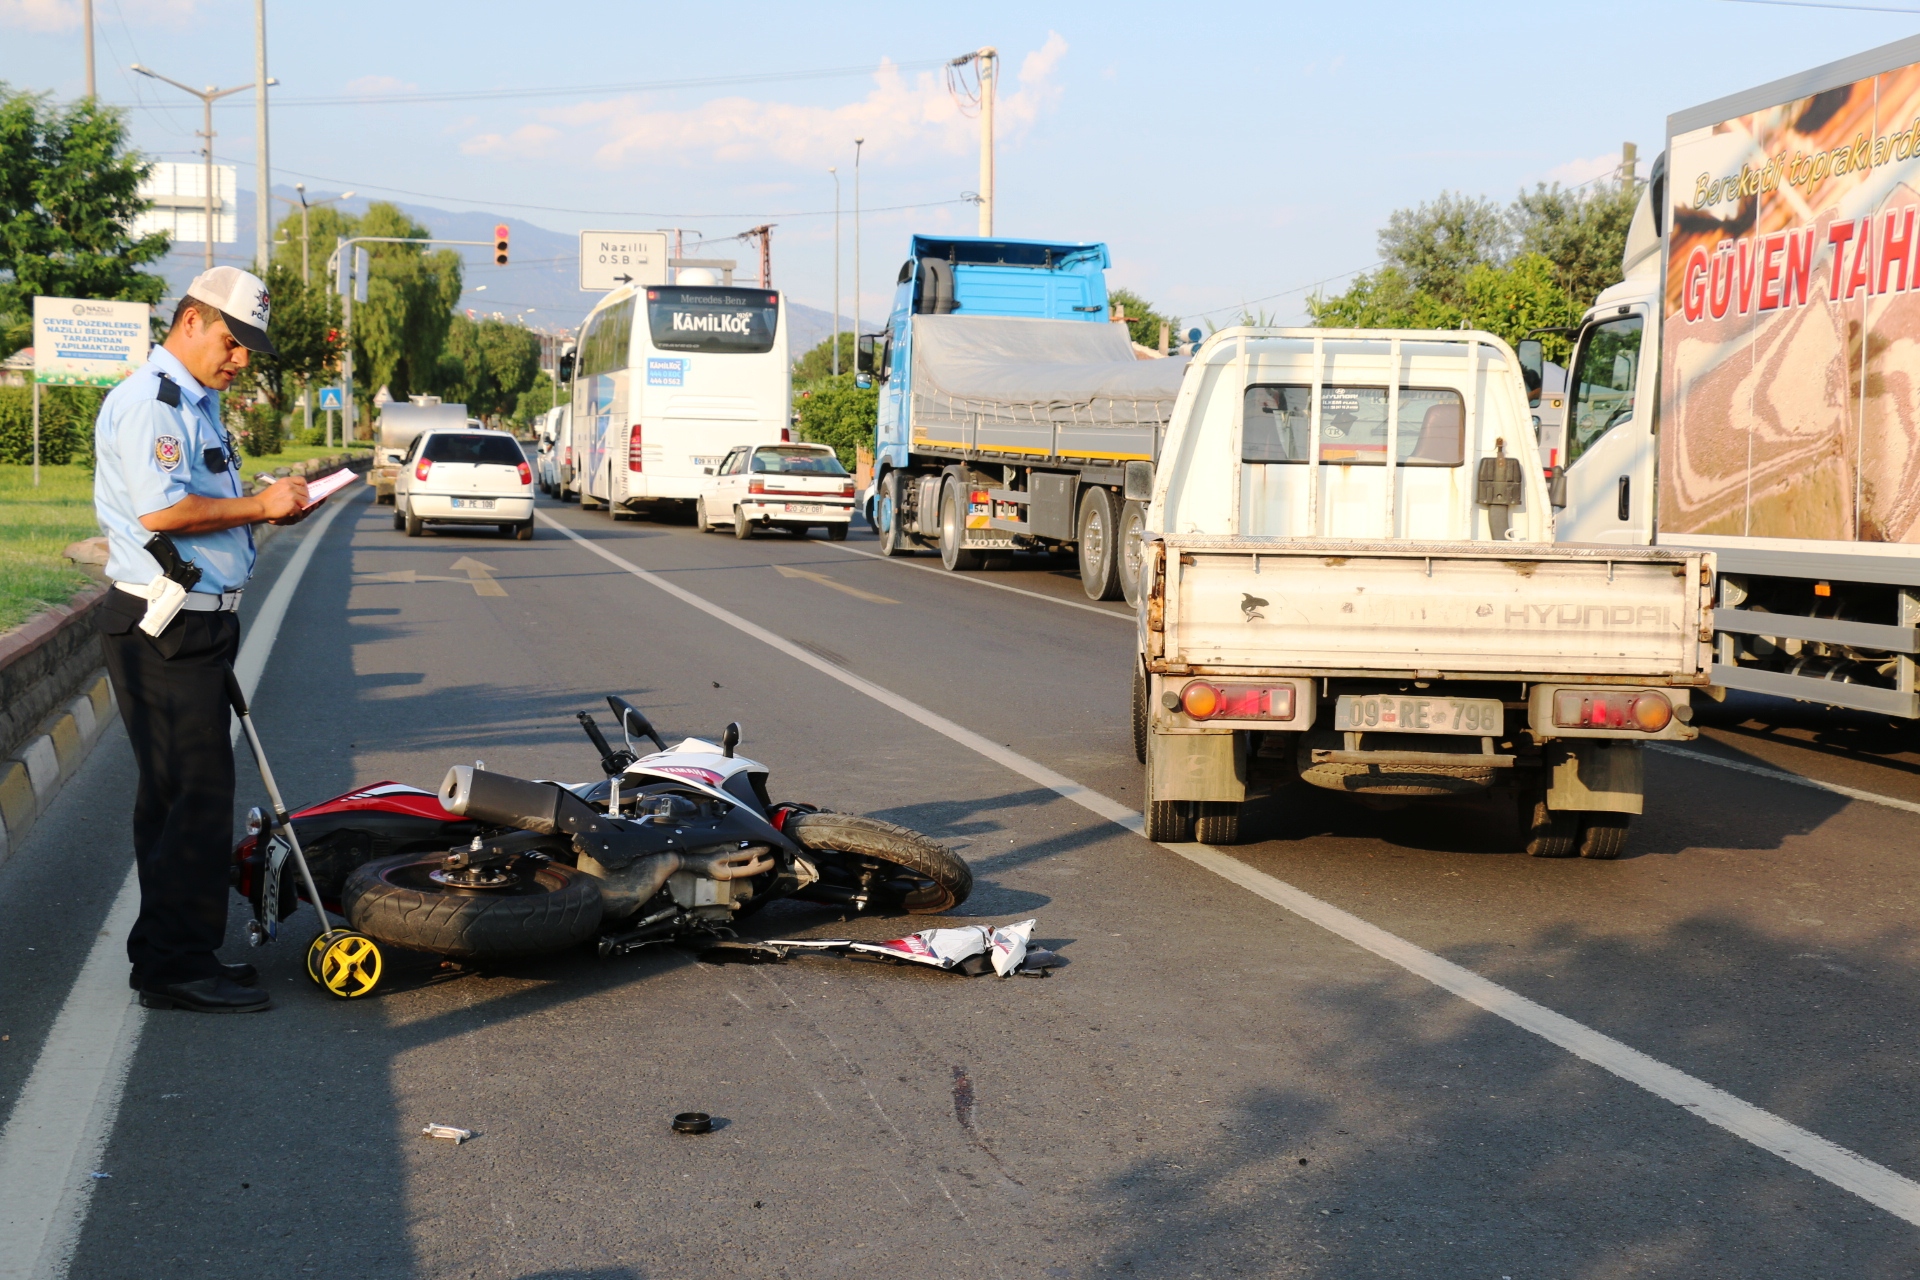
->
xmin=113 ymin=583 xmax=243 ymax=612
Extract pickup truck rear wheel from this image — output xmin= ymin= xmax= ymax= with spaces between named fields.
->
xmin=1193 ymin=801 xmax=1242 ymax=845
xmin=1578 ymin=813 xmax=1632 ymax=860
xmin=1132 ymin=668 xmax=1149 ymax=764
xmin=1521 ymin=793 xmax=1578 ymax=857
xmin=940 ymin=477 xmax=983 ymax=571
xmin=1078 ymin=488 xmax=1124 ymax=601
xmin=1118 ymin=501 xmax=1148 ymax=610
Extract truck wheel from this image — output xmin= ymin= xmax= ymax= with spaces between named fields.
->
xmin=1078 ymin=488 xmax=1124 ymax=601
xmin=1520 ymin=792 xmax=1577 ymax=857
xmin=1578 ymin=813 xmax=1632 ymax=860
xmin=878 ymin=471 xmax=909 ymax=557
xmin=1118 ymin=501 xmax=1148 ymax=610
xmin=1142 ymin=733 xmax=1192 ymax=841
xmin=939 ymin=477 xmax=983 ymax=572
xmin=1132 ymin=667 xmax=1149 ymax=764
xmin=1193 ymin=801 xmax=1242 ymax=845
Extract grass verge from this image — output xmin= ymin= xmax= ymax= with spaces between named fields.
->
xmin=0 ymin=464 xmax=100 ymax=633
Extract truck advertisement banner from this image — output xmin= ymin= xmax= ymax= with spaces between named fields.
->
xmin=1661 ymin=60 xmax=1920 ymax=542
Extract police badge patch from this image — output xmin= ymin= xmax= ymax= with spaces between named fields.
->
xmin=154 ymin=435 xmax=183 ymax=471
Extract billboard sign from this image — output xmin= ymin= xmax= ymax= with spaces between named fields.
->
xmin=1661 ymin=47 xmax=1920 ymax=543
xmin=32 ymin=297 xmax=150 ymax=387
xmin=580 ymin=231 xmax=668 ymax=291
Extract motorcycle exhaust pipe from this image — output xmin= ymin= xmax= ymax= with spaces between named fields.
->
xmin=440 ymin=765 xmax=594 ymax=836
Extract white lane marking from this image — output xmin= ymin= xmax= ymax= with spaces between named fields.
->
xmin=821 ymin=540 xmax=1133 ymax=620
xmin=539 ymin=508 xmax=1920 ymax=1228
xmin=0 ymin=493 xmax=353 ymax=1280
xmin=1651 ymin=742 xmax=1920 ymax=818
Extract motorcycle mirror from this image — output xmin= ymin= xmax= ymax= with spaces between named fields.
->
xmin=607 ymin=695 xmax=666 ymax=751
xmin=721 ymin=722 xmax=740 ymax=758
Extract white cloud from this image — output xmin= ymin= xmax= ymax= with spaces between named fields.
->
xmin=1544 ymin=152 xmax=1624 ymax=187
xmin=344 ymin=75 xmax=420 ymax=96
xmin=1 ymin=0 xmax=201 ymax=30
xmin=462 ymin=32 xmax=1070 ymax=170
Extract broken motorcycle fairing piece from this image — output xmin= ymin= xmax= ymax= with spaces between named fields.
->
xmin=229 ymin=695 xmax=973 ymax=996
xmin=734 ymin=919 xmax=1057 ymax=977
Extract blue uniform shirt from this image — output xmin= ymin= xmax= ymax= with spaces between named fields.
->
xmin=94 ymin=346 xmax=255 ymax=595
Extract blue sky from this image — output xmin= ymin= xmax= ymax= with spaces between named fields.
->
xmin=5 ymin=0 xmax=1920 ymax=336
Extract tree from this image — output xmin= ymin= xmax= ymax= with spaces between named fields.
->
xmin=511 ymin=370 xmax=566 ymax=427
xmin=1511 ymin=180 xmax=1639 ymax=310
xmin=1306 ymin=267 xmax=1461 ymax=331
xmin=0 ymin=86 xmax=169 ymax=353
xmin=350 ymin=203 xmax=462 ymax=410
xmin=794 ymin=332 xmax=858 ymax=383
xmin=437 ymin=314 xmax=539 ymax=421
xmin=1377 ymin=191 xmax=1511 ymax=306
xmin=232 ymin=259 xmax=342 ymax=414
xmin=793 ymin=374 xmax=876 ymax=467
xmin=1107 ymin=288 xmax=1179 ymax=351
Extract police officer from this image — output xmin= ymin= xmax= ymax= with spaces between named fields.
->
xmin=95 ymin=267 xmax=311 ymax=1013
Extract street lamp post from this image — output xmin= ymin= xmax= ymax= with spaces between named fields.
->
xmin=272 ymin=185 xmax=353 ymax=445
xmin=829 ymin=166 xmax=840 ymax=377
xmin=854 ymin=137 xmax=864 ymax=376
xmin=130 ymin=64 xmax=252 ymax=270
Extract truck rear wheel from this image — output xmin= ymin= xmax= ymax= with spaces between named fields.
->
xmin=1078 ymin=488 xmax=1124 ymax=601
xmin=1520 ymin=792 xmax=1577 ymax=857
xmin=1578 ymin=813 xmax=1632 ymax=860
xmin=1118 ymin=501 xmax=1148 ymax=610
xmin=1193 ymin=801 xmax=1242 ymax=845
xmin=940 ymin=477 xmax=983 ymax=571
xmin=1132 ymin=667 xmax=1149 ymax=764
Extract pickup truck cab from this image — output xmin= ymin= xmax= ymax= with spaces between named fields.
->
xmin=1137 ymin=328 xmax=1715 ymax=859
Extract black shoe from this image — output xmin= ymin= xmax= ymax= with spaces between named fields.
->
xmin=137 ymin=976 xmax=272 ymax=1013
xmin=129 ymin=962 xmax=258 ymax=990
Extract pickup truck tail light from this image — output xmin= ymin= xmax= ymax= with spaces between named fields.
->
xmin=414 ymin=459 xmax=431 ymax=482
xmin=628 ymin=425 xmax=644 ymax=472
xmin=1553 ymin=689 xmax=1673 ymax=732
xmin=1180 ymin=680 xmax=1295 ymax=722
xmin=517 ymin=461 xmax=532 ymax=486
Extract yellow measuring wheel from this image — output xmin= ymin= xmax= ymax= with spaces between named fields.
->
xmin=307 ymin=929 xmax=383 ymax=999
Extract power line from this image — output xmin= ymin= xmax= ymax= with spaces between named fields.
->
xmin=95 ymin=56 xmax=950 ymax=112
xmin=1715 ymin=0 xmax=1920 ymax=11
xmin=1186 ymin=262 xmax=1382 ymax=322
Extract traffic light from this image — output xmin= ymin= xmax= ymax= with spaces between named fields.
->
xmin=493 ymin=224 xmax=509 ymax=266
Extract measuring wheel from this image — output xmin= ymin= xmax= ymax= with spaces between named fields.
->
xmin=306 ymin=929 xmax=384 ymax=999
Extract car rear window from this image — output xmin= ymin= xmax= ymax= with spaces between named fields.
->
xmin=1242 ymin=385 xmax=1465 ymax=467
xmin=750 ymin=447 xmax=846 ymax=475
xmin=423 ymin=433 xmax=525 ymax=466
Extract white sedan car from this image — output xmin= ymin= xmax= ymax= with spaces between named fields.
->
xmin=696 ymin=443 xmax=855 ymax=540
xmin=395 ymin=427 xmax=536 ymax=539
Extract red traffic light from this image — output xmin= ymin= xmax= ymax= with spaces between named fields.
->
xmin=493 ymin=224 xmax=509 ymax=266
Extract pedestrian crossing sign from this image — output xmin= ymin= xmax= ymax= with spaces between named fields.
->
xmin=318 ymin=386 xmax=344 ymax=410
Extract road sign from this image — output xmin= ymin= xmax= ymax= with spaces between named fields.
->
xmin=32 ymin=297 xmax=150 ymax=387
xmin=580 ymin=231 xmax=669 ymax=291
xmin=318 ymin=386 xmax=344 ymax=411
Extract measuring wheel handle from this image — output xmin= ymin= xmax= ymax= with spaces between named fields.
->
xmin=307 ymin=929 xmax=384 ymax=999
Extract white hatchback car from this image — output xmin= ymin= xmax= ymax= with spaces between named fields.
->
xmin=396 ymin=428 xmax=536 ymax=539
xmin=696 ymin=443 xmax=855 ymax=540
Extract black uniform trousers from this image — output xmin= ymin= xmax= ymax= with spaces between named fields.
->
xmin=97 ymin=587 xmax=241 ymax=984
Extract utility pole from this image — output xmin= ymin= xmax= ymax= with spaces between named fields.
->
xmin=254 ymin=0 xmax=271 ymax=273
xmin=1619 ymin=141 xmax=1638 ymax=189
xmin=829 ymin=167 xmax=840 ymax=376
xmin=741 ymin=225 xmax=774 ymax=287
xmin=82 ymin=0 xmax=94 ymax=98
xmin=978 ymin=48 xmax=996 ymax=236
xmin=131 ymin=65 xmax=251 ymax=270
xmin=854 ymin=137 xmax=864 ymax=363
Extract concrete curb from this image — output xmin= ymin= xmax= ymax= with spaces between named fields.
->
xmin=0 ymin=669 xmax=117 ymax=867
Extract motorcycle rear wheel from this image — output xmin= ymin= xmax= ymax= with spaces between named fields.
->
xmin=343 ymin=853 xmax=603 ymax=960
xmin=786 ymin=812 xmax=972 ymax=914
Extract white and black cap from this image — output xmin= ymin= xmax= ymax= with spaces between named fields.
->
xmin=184 ymin=266 xmax=277 ymax=355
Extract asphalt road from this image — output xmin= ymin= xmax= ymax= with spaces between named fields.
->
xmin=5 ymin=486 xmax=1920 ymax=1279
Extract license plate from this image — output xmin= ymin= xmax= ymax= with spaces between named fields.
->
xmin=451 ymin=497 xmax=496 ymax=510
xmin=786 ymin=503 xmax=828 ymax=514
xmin=1334 ymin=694 xmax=1503 ymax=735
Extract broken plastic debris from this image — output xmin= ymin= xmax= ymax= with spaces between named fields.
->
xmin=850 ymin=925 xmax=992 ymax=970
xmin=420 ymin=1124 xmax=474 ymax=1143
xmin=989 ymin=919 xmax=1034 ymax=978
xmin=89 ymin=1171 xmax=111 ymax=1180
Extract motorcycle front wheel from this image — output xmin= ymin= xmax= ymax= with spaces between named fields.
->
xmin=786 ymin=812 xmax=972 ymax=914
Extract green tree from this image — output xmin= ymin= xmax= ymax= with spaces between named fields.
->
xmin=1460 ymin=253 xmax=1584 ymax=354
xmin=436 ymin=314 xmax=540 ymax=422
xmin=1511 ymin=179 xmax=1639 ymax=310
xmin=1107 ymin=287 xmax=1179 ymax=350
xmin=511 ymin=370 xmax=567 ymax=427
xmin=1306 ymin=266 xmax=1462 ymax=331
xmin=1378 ymin=191 xmax=1510 ymax=306
xmin=351 ymin=203 xmax=462 ymax=411
xmin=793 ymin=374 xmax=876 ymax=467
xmin=232 ymin=258 xmax=342 ymax=414
xmin=793 ymin=331 xmax=857 ymax=382
xmin=0 ymin=86 xmax=168 ymax=353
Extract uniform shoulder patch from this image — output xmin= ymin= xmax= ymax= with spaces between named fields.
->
xmin=155 ymin=374 xmax=181 ymax=407
xmin=154 ymin=435 xmax=183 ymax=471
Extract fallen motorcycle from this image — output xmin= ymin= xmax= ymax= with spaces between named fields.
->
xmin=231 ymin=695 xmax=973 ymax=998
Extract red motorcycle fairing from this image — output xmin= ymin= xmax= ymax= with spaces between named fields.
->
xmin=232 ymin=782 xmax=480 ymax=917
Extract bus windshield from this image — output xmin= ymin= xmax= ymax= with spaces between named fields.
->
xmin=646 ymin=286 xmax=780 ymax=354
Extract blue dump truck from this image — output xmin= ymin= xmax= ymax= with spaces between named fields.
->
xmin=858 ymin=235 xmax=1189 ymax=605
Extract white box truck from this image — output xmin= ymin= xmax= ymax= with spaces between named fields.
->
xmin=1535 ymin=33 xmax=1920 ymax=719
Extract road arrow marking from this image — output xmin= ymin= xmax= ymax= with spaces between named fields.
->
xmin=772 ymin=563 xmax=897 ymax=604
xmin=450 ymin=557 xmax=508 ymax=597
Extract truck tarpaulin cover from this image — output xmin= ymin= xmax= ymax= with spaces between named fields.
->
xmin=1663 ymin=52 xmax=1920 ymax=542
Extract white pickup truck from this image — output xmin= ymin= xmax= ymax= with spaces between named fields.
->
xmin=1134 ymin=328 xmax=1715 ymax=859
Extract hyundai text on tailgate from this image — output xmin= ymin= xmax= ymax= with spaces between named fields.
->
xmin=1136 ymin=328 xmax=1715 ymax=859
